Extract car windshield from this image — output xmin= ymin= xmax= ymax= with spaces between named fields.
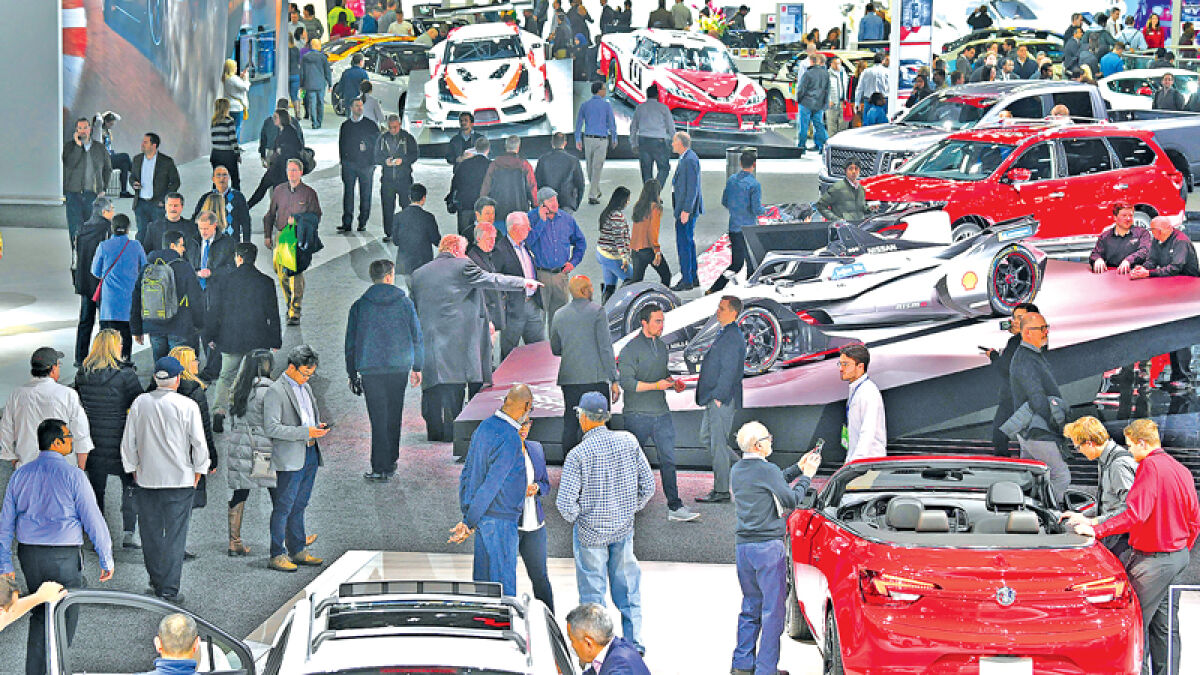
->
xmin=900 ymin=91 xmax=998 ymax=129
xmin=898 ymin=139 xmax=1015 ymax=180
xmin=448 ymin=36 xmax=524 ymax=62
xmin=827 ymin=463 xmax=1040 ymax=506
xmin=324 ymin=39 xmax=364 ymax=56
xmin=654 ymin=45 xmax=737 ymax=73
xmin=991 ymin=0 xmax=1036 ymax=20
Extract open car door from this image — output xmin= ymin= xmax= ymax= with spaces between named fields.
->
xmin=47 ymin=590 xmax=257 ymax=675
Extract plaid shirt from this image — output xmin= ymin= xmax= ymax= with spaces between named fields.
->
xmin=556 ymin=425 xmax=656 ymax=547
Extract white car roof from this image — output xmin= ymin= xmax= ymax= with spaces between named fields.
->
xmin=447 ymin=21 xmax=523 ymax=41
xmin=1101 ymin=68 xmax=1195 ymax=81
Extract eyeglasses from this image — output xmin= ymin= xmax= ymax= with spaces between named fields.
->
xmin=836 ymin=360 xmax=855 ymax=368
xmin=1025 ymin=325 xmax=1050 ymax=333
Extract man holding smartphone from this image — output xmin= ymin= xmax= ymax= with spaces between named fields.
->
xmin=617 ymin=303 xmax=700 ymax=522
xmin=62 ymin=118 xmax=112 ymax=248
xmin=981 ymin=302 xmax=1038 ymax=457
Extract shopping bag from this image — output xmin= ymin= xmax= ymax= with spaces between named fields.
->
xmin=273 ymin=221 xmax=299 ymax=272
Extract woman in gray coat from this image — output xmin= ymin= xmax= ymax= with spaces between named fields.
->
xmin=225 ymin=350 xmax=278 ymax=556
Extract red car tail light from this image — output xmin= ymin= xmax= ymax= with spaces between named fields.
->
xmin=796 ymin=311 xmax=819 ymax=325
xmin=1067 ymin=576 xmax=1133 ymax=609
xmin=859 ymin=570 xmax=940 ymax=606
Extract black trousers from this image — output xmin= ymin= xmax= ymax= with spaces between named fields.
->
xmin=136 ymin=486 xmax=194 ymax=599
xmin=380 ymin=176 xmax=412 ymax=239
xmin=198 ymin=338 xmax=222 ymax=382
xmin=1129 ymin=548 xmax=1190 ymax=675
xmin=628 ymin=247 xmax=671 ymax=285
xmin=1169 ymin=347 xmax=1192 ymax=381
xmin=636 ymin=137 xmax=670 ymax=186
xmin=18 ymin=544 xmax=84 ymax=675
xmin=363 ymin=371 xmax=409 ymax=473
xmin=707 ymin=231 xmax=747 ymax=294
xmin=422 ymin=383 xmax=466 ymax=442
xmin=561 ymin=383 xmax=608 ymax=452
xmin=75 ymin=296 xmax=98 ymax=366
xmin=98 ymin=320 xmax=132 ymax=361
xmin=85 ymin=468 xmax=138 ymax=533
xmin=991 ymin=399 xmax=1014 ymax=456
xmin=341 ymin=164 xmax=376 ymax=229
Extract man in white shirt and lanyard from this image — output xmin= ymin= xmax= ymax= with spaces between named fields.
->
xmin=0 ymin=348 xmax=93 ymax=468
xmin=837 ymin=344 xmax=886 ymax=464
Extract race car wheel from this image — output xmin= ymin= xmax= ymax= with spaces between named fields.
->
xmin=988 ymin=246 xmax=1040 ymax=315
xmin=739 ymin=307 xmax=783 ymax=376
xmin=951 ymin=220 xmax=983 ymax=242
xmin=622 ymin=288 xmax=678 ymax=337
xmin=767 ymin=91 xmax=787 ymax=119
xmin=823 ymin=608 xmax=844 ymax=675
xmin=606 ymin=62 xmax=621 ymax=100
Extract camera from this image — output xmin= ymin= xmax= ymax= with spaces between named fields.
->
xmin=1000 ymin=319 xmax=1012 ymax=331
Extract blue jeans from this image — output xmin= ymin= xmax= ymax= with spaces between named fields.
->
xmin=596 ymin=251 xmax=629 ymax=287
xmin=623 ymin=412 xmax=682 ymax=510
xmin=472 ymin=516 xmax=519 ymax=596
xmin=270 ymin=445 xmax=319 ymax=557
xmin=305 ymin=88 xmax=325 ymax=128
xmin=233 ymin=112 xmax=244 ymax=143
xmin=288 ymin=74 xmax=301 ymax=101
xmin=797 ymin=105 xmax=828 ymax=151
xmin=574 ymin=532 xmax=643 ymax=650
xmin=149 ymin=333 xmax=194 ymax=363
xmin=519 ymin=526 xmax=555 ymax=612
xmin=733 ymin=539 xmax=788 ymax=675
xmin=65 ymin=190 xmax=97 ymax=244
xmin=674 ymin=214 xmax=698 ymax=285
xmin=133 ymin=200 xmax=164 ymax=236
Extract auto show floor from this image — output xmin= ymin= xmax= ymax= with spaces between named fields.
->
xmin=1 ymin=125 xmax=1200 ymax=673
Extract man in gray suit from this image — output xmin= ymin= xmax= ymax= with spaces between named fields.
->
xmin=550 ymin=275 xmax=620 ymax=452
xmin=412 ymin=235 xmax=542 ymax=442
xmin=263 ymin=345 xmax=330 ymax=573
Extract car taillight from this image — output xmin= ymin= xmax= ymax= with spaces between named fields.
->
xmin=1170 ymin=172 xmax=1185 ymax=189
xmin=796 ymin=311 xmax=819 ymax=325
xmin=1067 ymin=576 xmax=1133 ymax=609
xmin=859 ymin=570 xmax=939 ymax=606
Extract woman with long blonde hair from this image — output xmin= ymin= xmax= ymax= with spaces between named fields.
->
xmin=74 ymin=328 xmax=143 ymax=548
xmin=222 ymin=58 xmax=250 ymax=142
xmin=210 ymin=97 xmax=241 ymax=190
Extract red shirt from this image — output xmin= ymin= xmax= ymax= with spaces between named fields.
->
xmin=331 ymin=23 xmax=355 ymax=39
xmin=1094 ymin=449 xmax=1200 ymax=552
xmin=1144 ymin=26 xmax=1165 ymax=48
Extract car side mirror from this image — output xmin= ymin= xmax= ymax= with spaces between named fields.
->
xmin=1004 ymin=167 xmax=1031 ymax=186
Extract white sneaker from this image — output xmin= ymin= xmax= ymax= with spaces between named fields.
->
xmin=668 ymin=506 xmax=701 ymax=522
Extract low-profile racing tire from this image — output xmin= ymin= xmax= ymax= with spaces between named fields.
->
xmin=823 ymin=608 xmax=845 ymax=675
xmin=951 ymin=220 xmax=983 ymax=242
xmin=988 ymin=245 xmax=1040 ymax=315
xmin=767 ymin=91 xmax=787 ymax=121
xmin=739 ymin=306 xmax=784 ymax=375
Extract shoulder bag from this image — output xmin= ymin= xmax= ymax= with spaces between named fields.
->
xmin=92 ymin=238 xmax=130 ymax=302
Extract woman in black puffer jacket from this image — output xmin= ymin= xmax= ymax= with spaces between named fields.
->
xmin=74 ymin=329 xmax=143 ymax=549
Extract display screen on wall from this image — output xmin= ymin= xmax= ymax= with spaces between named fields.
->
xmin=777 ymin=4 xmax=804 ymax=44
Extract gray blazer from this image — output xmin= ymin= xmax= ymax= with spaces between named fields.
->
xmin=262 ymin=374 xmax=321 ymax=472
xmin=550 ymin=297 xmax=619 ymax=386
xmin=411 ymin=252 xmax=528 ymax=388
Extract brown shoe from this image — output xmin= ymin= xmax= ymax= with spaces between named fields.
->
xmin=306 ymin=533 xmax=318 ymax=546
xmin=291 ymin=550 xmax=324 ymax=566
xmin=268 ymin=554 xmax=298 ymax=572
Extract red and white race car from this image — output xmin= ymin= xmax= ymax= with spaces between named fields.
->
xmin=599 ymin=29 xmax=767 ymax=133
xmin=424 ymin=22 xmax=550 ymax=129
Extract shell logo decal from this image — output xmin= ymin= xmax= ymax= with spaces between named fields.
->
xmin=962 ymin=271 xmax=979 ymax=291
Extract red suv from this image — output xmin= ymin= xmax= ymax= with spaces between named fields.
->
xmin=859 ymin=123 xmax=1186 ymax=242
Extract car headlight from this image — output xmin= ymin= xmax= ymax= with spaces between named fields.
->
xmin=438 ymin=78 xmax=458 ymax=104
xmin=663 ymin=83 xmax=697 ymax=102
xmin=743 ymin=92 xmax=765 ymax=106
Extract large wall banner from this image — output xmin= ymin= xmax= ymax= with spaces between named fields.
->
xmin=776 ymin=4 xmax=805 ymax=44
xmin=890 ymin=0 xmax=932 ymax=112
xmin=63 ymin=0 xmax=281 ymax=165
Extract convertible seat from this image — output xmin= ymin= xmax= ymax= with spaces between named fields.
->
xmin=916 ymin=510 xmax=951 ymax=533
xmin=885 ymin=497 xmax=924 ymax=531
xmin=1005 ymin=511 xmax=1041 ymax=534
xmin=973 ymin=481 xmax=1026 ymax=534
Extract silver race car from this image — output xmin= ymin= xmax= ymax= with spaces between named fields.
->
xmin=607 ymin=208 xmax=1047 ymax=375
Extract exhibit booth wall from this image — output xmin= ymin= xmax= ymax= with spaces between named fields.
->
xmin=0 ymin=0 xmax=283 ymax=224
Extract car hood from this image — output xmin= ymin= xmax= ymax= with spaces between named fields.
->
xmin=860 ymin=173 xmax=962 ymax=202
xmin=444 ymin=59 xmax=529 ymax=94
xmin=827 ymin=123 xmax=951 ymax=153
xmin=668 ymin=69 xmax=741 ymax=99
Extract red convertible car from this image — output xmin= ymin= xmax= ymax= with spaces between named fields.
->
xmin=787 ymin=456 xmax=1142 ymax=674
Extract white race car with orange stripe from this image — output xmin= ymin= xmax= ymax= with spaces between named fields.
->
xmin=423 ymin=22 xmax=550 ymax=129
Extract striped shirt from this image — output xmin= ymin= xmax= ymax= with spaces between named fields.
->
xmin=556 ymin=426 xmax=655 ymax=547
xmin=597 ymin=211 xmax=629 ymax=260
xmin=211 ymin=117 xmax=239 ymax=152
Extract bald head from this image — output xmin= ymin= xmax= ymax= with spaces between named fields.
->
xmin=155 ymin=613 xmax=199 ymax=659
xmin=1149 ymin=216 xmax=1175 ymax=243
xmin=569 ymin=275 xmax=593 ymax=300
xmin=500 ymin=384 xmax=533 ymax=424
xmin=1019 ymin=311 xmax=1049 ymax=348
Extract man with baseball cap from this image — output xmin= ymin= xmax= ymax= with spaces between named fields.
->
xmin=526 ymin=186 xmax=586 ymax=327
xmin=0 ymin=347 xmax=93 ymax=468
xmin=121 ymin=356 xmax=211 ymax=604
xmin=556 ymin=391 xmax=656 ymax=655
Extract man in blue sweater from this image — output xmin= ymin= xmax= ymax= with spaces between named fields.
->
xmin=729 ymin=422 xmax=820 ymax=675
xmin=857 ymin=3 xmax=886 ymax=41
xmin=345 ymin=260 xmax=423 ymax=482
xmin=709 ymin=152 xmax=764 ymax=294
xmin=696 ymin=296 xmax=746 ymax=503
xmin=451 ymin=385 xmax=533 ymax=595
